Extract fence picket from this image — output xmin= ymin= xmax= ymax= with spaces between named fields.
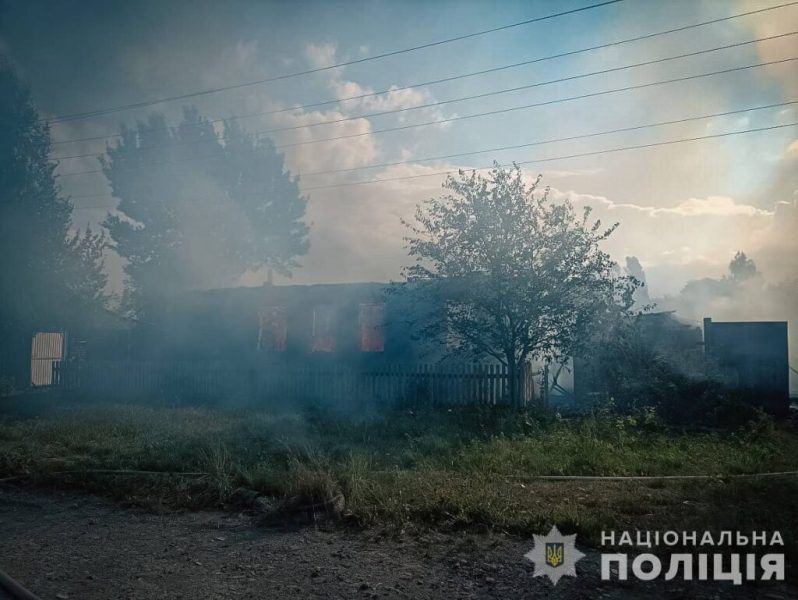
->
xmin=52 ymin=359 xmax=538 ymax=408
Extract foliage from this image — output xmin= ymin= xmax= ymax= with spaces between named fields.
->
xmin=0 ymin=61 xmax=70 ymax=339
xmin=402 ymin=164 xmax=638 ymax=404
xmin=102 ymin=108 xmax=309 ymax=319
xmin=0 ymin=60 xmax=107 ymax=381
xmin=679 ymin=250 xmax=762 ymax=305
xmin=64 ymin=226 xmax=109 ymax=310
xmin=727 ymin=250 xmax=758 ymax=283
xmin=577 ymin=311 xmax=769 ymax=427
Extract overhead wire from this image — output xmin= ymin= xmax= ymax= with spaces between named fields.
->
xmin=67 ymin=119 xmax=798 ymax=208
xmin=39 ymin=0 xmax=625 ymax=125
xmin=51 ymin=30 xmax=798 ymax=161
xmin=299 ymin=122 xmax=798 ymax=191
xmin=46 ymin=0 xmax=798 ymax=149
xmin=55 ymin=56 xmax=798 ymax=179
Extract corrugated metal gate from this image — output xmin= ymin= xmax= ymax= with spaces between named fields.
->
xmin=30 ymin=332 xmax=65 ymax=386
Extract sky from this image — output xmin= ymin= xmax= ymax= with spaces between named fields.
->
xmin=1 ymin=0 xmax=796 ymax=298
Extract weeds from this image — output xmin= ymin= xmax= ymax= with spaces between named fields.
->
xmin=199 ymin=441 xmax=234 ymax=501
xmin=0 ymin=398 xmax=796 ymax=553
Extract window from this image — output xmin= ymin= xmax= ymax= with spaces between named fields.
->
xmin=312 ymin=305 xmax=336 ymax=352
xmin=257 ymin=306 xmax=287 ymax=352
xmin=359 ymin=303 xmax=385 ymax=352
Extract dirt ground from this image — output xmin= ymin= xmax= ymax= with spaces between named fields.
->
xmin=0 ymin=485 xmax=794 ymax=600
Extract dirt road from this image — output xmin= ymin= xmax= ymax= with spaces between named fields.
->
xmin=0 ymin=485 xmax=793 ymax=599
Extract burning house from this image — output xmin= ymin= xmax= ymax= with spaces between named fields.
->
xmin=31 ymin=281 xmax=792 ymax=414
xmin=49 ymin=282 xmax=539 ymax=407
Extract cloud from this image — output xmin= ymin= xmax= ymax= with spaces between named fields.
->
xmin=737 ymin=0 xmax=798 ymax=97
xmin=743 ymin=137 xmax=798 ymax=281
xmin=304 ymin=43 xmax=337 ymax=69
xmin=652 ymin=196 xmax=773 ymax=217
xmin=540 ymin=168 xmax=606 ymax=179
xmin=751 ymin=198 xmax=798 ymax=282
xmin=556 ymin=190 xmax=772 ymax=218
xmin=302 ymin=42 xmax=451 ymax=124
xmin=273 ymin=107 xmax=379 ymax=174
xmin=249 ymin=42 xmax=463 ymax=189
xmin=335 ymin=81 xmax=430 ymax=114
xmin=544 ymin=186 xmax=780 ymax=295
xmin=274 ymin=163 xmax=455 ymax=285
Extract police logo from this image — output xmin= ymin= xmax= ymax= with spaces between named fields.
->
xmin=524 ymin=525 xmax=585 ymax=585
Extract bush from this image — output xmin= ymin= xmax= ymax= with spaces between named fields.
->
xmin=0 ymin=375 xmax=13 ymax=397
xmin=587 ymin=343 xmax=767 ymax=430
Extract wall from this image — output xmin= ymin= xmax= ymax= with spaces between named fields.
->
xmin=703 ymin=318 xmax=789 ymax=414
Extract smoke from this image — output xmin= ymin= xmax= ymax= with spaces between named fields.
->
xmin=737 ymin=0 xmax=798 ymax=98
xmin=744 ymin=140 xmax=798 ymax=283
xmin=652 ymin=256 xmax=797 ymax=394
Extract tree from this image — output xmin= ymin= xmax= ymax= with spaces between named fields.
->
xmin=727 ymin=251 xmax=758 ymax=283
xmin=677 ymin=250 xmax=761 ymax=314
xmin=63 ymin=226 xmax=109 ymax=312
xmin=0 ymin=61 xmax=107 ymax=385
xmin=403 ymin=164 xmax=637 ymax=405
xmin=103 ymin=107 xmax=309 ymax=320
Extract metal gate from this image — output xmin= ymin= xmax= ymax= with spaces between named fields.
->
xmin=30 ymin=331 xmax=66 ymax=386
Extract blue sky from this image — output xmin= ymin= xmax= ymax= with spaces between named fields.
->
xmin=1 ymin=0 xmax=796 ymax=296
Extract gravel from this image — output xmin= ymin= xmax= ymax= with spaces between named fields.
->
xmin=0 ymin=485 xmax=794 ymax=599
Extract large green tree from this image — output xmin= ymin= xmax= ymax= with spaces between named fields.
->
xmin=0 ymin=61 xmax=107 ymax=387
xmin=102 ymin=107 xmax=309 ymax=320
xmin=403 ymin=164 xmax=637 ymax=405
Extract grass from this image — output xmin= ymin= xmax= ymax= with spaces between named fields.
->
xmin=1 ymin=397 xmax=797 ymax=555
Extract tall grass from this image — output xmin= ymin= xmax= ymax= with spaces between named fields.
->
xmin=0 ymin=400 xmax=796 ymax=551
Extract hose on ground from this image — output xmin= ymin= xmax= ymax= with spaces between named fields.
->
xmin=0 ymin=568 xmax=42 ymax=600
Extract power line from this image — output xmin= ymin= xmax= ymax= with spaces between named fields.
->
xmin=51 ymin=30 xmax=798 ymax=161
xmin=273 ymin=57 xmax=798 ymax=149
xmin=298 ymin=122 xmax=798 ymax=191
xmin=55 ymin=55 xmax=798 ymax=178
xmin=67 ymin=106 xmax=797 ymax=206
xmin=47 ymin=0 xmax=798 ymax=149
xmin=69 ymin=122 xmax=798 ymax=208
xmin=297 ymin=100 xmax=796 ymax=176
xmin=40 ymin=0 xmax=624 ymax=125
xmin=177 ymin=32 xmax=798 ymax=136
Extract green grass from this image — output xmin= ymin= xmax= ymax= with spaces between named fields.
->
xmin=1 ymin=398 xmax=797 ymax=554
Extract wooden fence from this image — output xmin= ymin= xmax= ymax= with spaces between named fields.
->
xmin=52 ymin=360 xmax=538 ymax=407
